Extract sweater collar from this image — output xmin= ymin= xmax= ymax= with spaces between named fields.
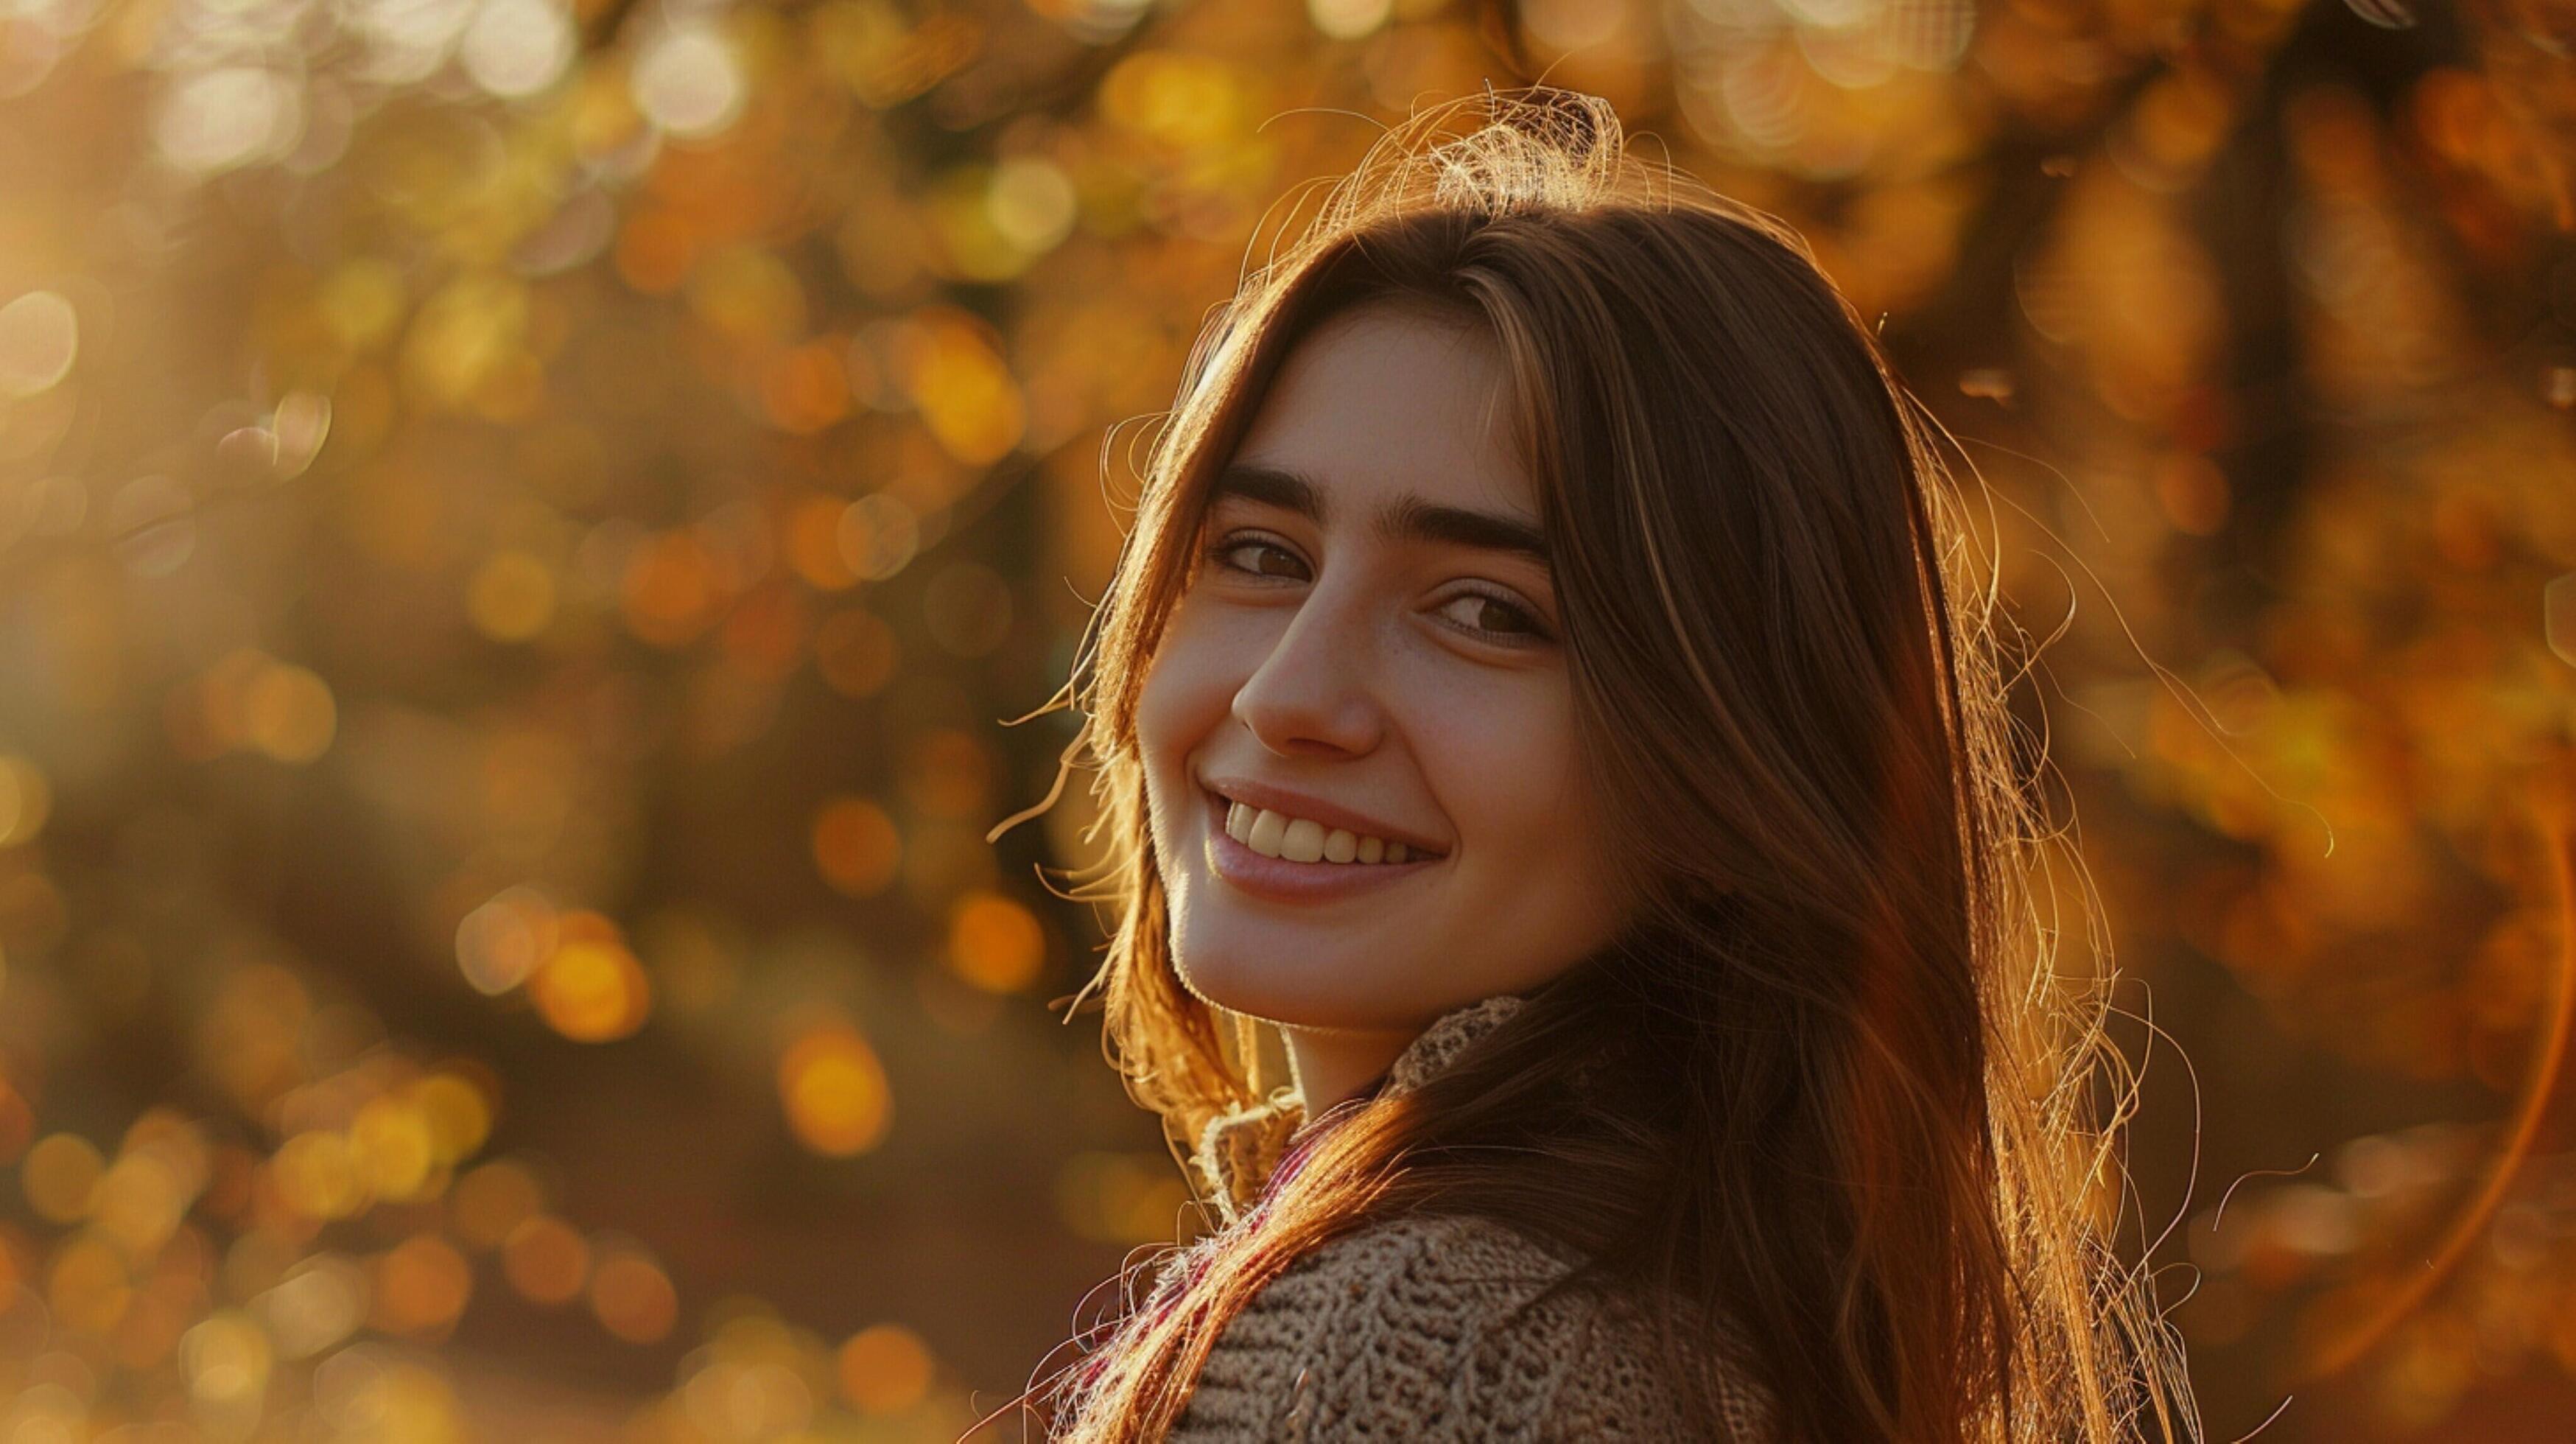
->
xmin=1191 ymin=992 xmax=1528 ymax=1227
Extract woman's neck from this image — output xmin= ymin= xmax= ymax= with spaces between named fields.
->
xmin=1278 ymin=1018 xmax=1419 ymax=1118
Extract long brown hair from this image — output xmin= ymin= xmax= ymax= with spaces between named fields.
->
xmin=988 ymin=85 xmax=2202 ymax=1444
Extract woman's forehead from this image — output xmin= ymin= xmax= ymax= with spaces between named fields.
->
xmin=1228 ymin=303 xmax=1534 ymax=522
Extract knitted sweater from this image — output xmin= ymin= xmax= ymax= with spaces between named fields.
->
xmin=1054 ymin=994 xmax=1780 ymax=1442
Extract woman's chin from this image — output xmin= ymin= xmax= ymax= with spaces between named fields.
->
xmin=1171 ymin=950 xmax=1294 ymax=1020
xmin=1172 ymin=944 xmax=1386 ymax=1026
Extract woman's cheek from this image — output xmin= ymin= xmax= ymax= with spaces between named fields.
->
xmin=1137 ymin=608 xmax=1224 ymax=743
xmin=1425 ymin=684 xmax=1577 ymax=841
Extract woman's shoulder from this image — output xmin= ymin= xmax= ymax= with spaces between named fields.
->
xmin=1272 ymin=1209 xmax=1576 ymax=1290
xmin=1171 ymin=1212 xmax=1777 ymax=1442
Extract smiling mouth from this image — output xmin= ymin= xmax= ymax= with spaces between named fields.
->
xmin=1201 ymin=785 xmax=1448 ymax=866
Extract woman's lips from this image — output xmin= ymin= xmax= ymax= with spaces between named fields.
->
xmin=1201 ymin=786 xmax=1441 ymax=903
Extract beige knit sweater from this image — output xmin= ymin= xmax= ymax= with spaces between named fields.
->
xmin=1053 ymin=994 xmax=1780 ymax=1442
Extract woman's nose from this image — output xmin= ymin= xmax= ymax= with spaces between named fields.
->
xmin=1229 ymin=586 xmax=1383 ymax=758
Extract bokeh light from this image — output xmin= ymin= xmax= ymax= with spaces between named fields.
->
xmin=0 ymin=291 xmax=77 ymax=397
xmin=945 ymin=889 xmax=1045 ymax=994
xmin=528 ymin=920 xmax=652 ymax=1042
xmin=501 ymin=1214 xmax=589 ymax=1305
xmin=587 ymin=1242 xmax=678 ymax=1345
xmin=813 ymin=796 xmax=902 ymax=897
xmin=776 ymin=1020 xmax=893 ymax=1157
xmin=838 ymin=1321 xmax=935 ymax=1415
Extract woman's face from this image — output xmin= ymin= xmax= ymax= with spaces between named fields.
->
xmin=1137 ymin=301 xmax=1632 ymax=1042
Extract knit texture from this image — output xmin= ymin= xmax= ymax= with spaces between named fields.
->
xmin=1188 ymin=992 xmax=1531 ymax=1230
xmin=1057 ymin=994 xmax=1780 ymax=1442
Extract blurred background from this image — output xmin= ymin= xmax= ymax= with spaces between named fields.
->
xmin=1 ymin=0 xmax=2572 ymax=1438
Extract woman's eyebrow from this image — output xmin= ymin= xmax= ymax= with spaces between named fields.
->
xmin=1211 ymin=462 xmax=1551 ymax=564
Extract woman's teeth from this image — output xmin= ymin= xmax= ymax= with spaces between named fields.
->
xmin=1224 ymin=800 xmax=1423 ymax=864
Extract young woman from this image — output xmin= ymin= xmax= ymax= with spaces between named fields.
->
xmin=986 ymin=86 xmax=2204 ymax=1443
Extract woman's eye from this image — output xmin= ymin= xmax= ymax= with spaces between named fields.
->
xmin=1207 ymin=537 xmax=1306 ymax=579
xmin=1436 ymin=592 xmax=1549 ymax=645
